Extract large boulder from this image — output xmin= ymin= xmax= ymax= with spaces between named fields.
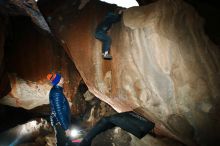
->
xmin=47 ymin=0 xmax=220 ymax=145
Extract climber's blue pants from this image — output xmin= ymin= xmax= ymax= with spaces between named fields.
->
xmin=95 ymin=31 xmax=111 ymax=53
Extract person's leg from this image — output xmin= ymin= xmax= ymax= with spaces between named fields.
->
xmin=51 ymin=115 xmax=63 ymax=146
xmin=95 ymin=31 xmax=105 ymax=54
xmin=54 ymin=123 xmax=74 ymax=146
xmin=54 ymin=124 xmax=67 ymax=146
xmin=102 ymin=34 xmax=111 ymax=54
xmin=128 ymin=112 xmax=155 ymax=138
xmin=50 ymin=115 xmax=73 ymax=146
xmin=95 ymin=31 xmax=111 ymax=56
xmin=80 ymin=117 xmax=115 ymax=146
xmin=80 ymin=112 xmax=155 ymax=146
xmin=109 ymin=112 xmax=155 ymax=139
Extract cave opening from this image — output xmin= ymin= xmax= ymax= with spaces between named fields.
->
xmin=100 ymin=0 xmax=139 ymax=8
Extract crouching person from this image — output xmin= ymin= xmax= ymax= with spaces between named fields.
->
xmin=80 ymin=111 xmax=155 ymax=146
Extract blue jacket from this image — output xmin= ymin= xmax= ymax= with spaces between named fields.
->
xmin=96 ymin=12 xmax=121 ymax=33
xmin=49 ymin=85 xmax=71 ymax=131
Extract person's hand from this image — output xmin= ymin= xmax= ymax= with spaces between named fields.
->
xmin=65 ymin=129 xmax=71 ymax=137
xmin=118 ymin=9 xmax=123 ymax=14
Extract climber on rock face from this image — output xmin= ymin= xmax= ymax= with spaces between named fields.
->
xmin=47 ymin=73 xmax=73 ymax=146
xmin=95 ymin=8 xmax=123 ymax=60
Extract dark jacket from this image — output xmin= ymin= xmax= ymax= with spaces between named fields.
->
xmin=49 ymin=85 xmax=71 ymax=131
xmin=96 ymin=11 xmax=121 ymax=33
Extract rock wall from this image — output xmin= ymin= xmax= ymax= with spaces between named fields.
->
xmin=0 ymin=15 xmax=11 ymax=98
xmin=46 ymin=0 xmax=220 ymax=145
xmin=0 ymin=16 xmax=82 ymax=110
xmin=122 ymin=0 xmax=220 ymax=145
xmin=0 ymin=0 xmax=51 ymax=34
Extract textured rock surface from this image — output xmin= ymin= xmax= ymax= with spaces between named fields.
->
xmin=0 ymin=75 xmax=51 ymax=109
xmin=0 ymin=118 xmax=52 ymax=146
xmin=46 ymin=0 xmax=220 ymax=145
xmin=0 ymin=16 xmax=81 ymax=109
xmin=0 ymin=0 xmax=51 ymax=33
xmin=129 ymin=134 xmax=184 ymax=146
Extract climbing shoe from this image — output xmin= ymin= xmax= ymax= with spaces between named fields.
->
xmin=103 ymin=53 xmax=112 ymax=60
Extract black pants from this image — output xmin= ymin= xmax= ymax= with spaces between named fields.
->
xmin=81 ymin=111 xmax=155 ymax=146
xmin=53 ymin=124 xmax=75 ymax=146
